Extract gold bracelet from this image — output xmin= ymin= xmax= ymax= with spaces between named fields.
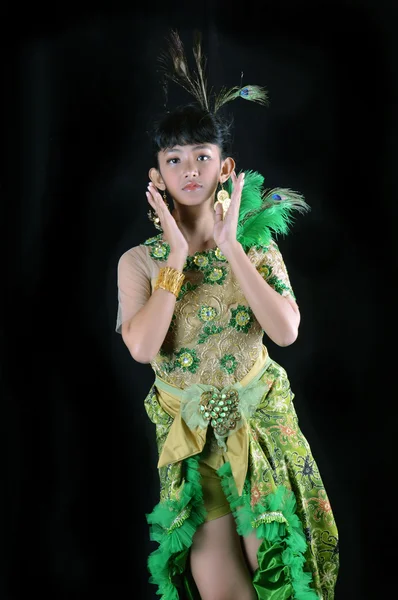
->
xmin=154 ymin=266 xmax=185 ymax=298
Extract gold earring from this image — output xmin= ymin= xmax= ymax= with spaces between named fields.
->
xmin=147 ymin=189 xmax=169 ymax=231
xmin=147 ymin=208 xmax=163 ymax=231
xmin=214 ymin=181 xmax=231 ymax=217
xmin=217 ymin=182 xmax=230 ymax=204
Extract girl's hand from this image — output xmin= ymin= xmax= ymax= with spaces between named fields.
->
xmin=146 ymin=183 xmax=189 ymax=257
xmin=213 ymin=171 xmax=245 ymax=252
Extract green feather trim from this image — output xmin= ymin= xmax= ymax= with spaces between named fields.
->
xmin=224 ymin=171 xmax=310 ymax=251
xmin=146 ymin=456 xmax=205 ymax=599
xmin=218 ymin=462 xmax=318 ymax=599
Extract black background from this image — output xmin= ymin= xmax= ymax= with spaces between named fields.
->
xmin=3 ymin=0 xmax=397 ymax=598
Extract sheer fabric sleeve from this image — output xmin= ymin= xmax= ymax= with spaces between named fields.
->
xmin=115 ymin=245 xmax=152 ymax=334
xmin=256 ymin=240 xmax=296 ymax=301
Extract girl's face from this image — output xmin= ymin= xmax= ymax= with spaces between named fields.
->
xmin=155 ymin=143 xmax=225 ymax=206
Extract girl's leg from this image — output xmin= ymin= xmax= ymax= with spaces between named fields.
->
xmin=190 ymin=513 xmax=256 ymax=600
xmin=241 ymin=532 xmax=263 ymax=573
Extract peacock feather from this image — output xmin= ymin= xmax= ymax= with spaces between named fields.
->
xmin=157 ymin=30 xmax=269 ymax=114
xmin=157 ymin=30 xmax=210 ymax=111
xmin=214 ymin=85 xmax=269 ymax=112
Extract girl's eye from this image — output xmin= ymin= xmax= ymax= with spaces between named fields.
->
xmin=167 ymin=157 xmax=180 ymax=164
xmin=198 ymin=155 xmax=210 ymax=161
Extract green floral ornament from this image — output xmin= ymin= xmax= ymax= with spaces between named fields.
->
xmin=198 ymin=305 xmax=217 ymax=322
xmin=214 ymin=247 xmax=227 ymax=261
xmin=193 ymin=254 xmax=211 ymax=269
xmin=203 ymin=265 xmax=227 ymax=285
xmin=257 ymin=264 xmax=273 ymax=280
xmin=177 ymin=280 xmax=198 ymax=301
xmin=149 ymin=240 xmax=171 ymax=261
xmin=267 ymin=275 xmax=295 ymax=299
xmin=220 ymin=354 xmax=238 ymax=374
xmin=229 ymin=305 xmax=253 ymax=333
xmin=174 ymin=348 xmax=200 ymax=373
xmin=198 ymin=324 xmax=224 ymax=344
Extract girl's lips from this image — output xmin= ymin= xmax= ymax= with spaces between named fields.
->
xmin=183 ymin=183 xmax=202 ymax=191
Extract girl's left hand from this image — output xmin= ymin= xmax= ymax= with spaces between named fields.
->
xmin=213 ymin=170 xmax=245 ymax=252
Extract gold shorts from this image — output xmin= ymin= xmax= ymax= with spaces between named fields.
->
xmin=198 ymin=460 xmax=231 ymax=522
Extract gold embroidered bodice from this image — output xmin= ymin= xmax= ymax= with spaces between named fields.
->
xmin=116 ymin=233 xmax=295 ymax=390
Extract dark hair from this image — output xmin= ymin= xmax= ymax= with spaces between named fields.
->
xmin=149 ymin=104 xmax=233 ymax=164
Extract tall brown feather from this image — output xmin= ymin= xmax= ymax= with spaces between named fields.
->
xmin=157 ymin=29 xmax=268 ymax=114
xmin=157 ymin=30 xmax=209 ymax=110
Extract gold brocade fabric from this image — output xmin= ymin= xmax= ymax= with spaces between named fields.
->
xmin=147 ymin=238 xmax=295 ymax=390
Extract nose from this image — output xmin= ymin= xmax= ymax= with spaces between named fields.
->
xmin=184 ymin=159 xmax=199 ymax=178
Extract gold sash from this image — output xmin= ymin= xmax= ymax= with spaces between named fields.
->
xmin=154 ymin=345 xmax=271 ymax=496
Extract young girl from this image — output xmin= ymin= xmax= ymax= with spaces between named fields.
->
xmin=116 ymin=32 xmax=339 ymax=600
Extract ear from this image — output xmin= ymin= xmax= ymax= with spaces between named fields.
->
xmin=219 ymin=157 xmax=235 ymax=184
xmin=148 ymin=167 xmax=166 ymax=191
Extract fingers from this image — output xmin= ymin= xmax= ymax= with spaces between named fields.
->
xmin=230 ymin=170 xmax=245 ymax=188
xmin=235 ymin=170 xmax=245 ymax=186
xmin=146 ymin=182 xmax=162 ymax=202
xmin=146 ymin=182 xmax=168 ymax=216
xmin=214 ymin=201 xmax=224 ymax=223
xmin=229 ymin=171 xmax=244 ymax=212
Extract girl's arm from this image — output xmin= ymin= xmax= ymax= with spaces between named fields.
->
xmin=222 ymin=242 xmax=300 ymax=347
xmin=121 ymin=251 xmax=187 ymax=363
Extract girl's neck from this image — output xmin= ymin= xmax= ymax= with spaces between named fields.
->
xmin=171 ymin=206 xmax=216 ymax=248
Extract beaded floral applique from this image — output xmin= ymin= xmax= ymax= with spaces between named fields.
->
xmin=229 ymin=304 xmax=254 ymax=333
xmin=252 ymin=240 xmax=296 ymax=300
xmin=196 ymin=306 xmax=224 ymax=344
xmin=198 ymin=324 xmax=224 ymax=345
xmin=144 ymin=235 xmax=229 ymax=287
xmin=144 ymin=234 xmax=171 ymax=262
xmin=198 ymin=305 xmax=218 ymax=322
xmin=143 ymin=235 xmax=294 ymax=389
xmin=178 ymin=280 xmax=199 ymax=301
xmin=220 ymin=354 xmax=238 ymax=374
xmin=174 ymin=348 xmax=200 ymax=373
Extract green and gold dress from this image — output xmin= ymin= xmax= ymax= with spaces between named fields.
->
xmin=116 ymin=226 xmax=339 ymax=600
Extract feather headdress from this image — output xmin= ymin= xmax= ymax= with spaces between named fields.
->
xmin=156 ymin=31 xmax=309 ymax=243
xmin=157 ymin=30 xmax=269 ymax=113
xmin=224 ymin=171 xmax=311 ymax=250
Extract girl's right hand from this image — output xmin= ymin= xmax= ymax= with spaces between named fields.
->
xmin=146 ymin=183 xmax=189 ymax=257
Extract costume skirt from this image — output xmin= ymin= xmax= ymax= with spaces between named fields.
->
xmin=143 ymin=346 xmax=339 ymax=599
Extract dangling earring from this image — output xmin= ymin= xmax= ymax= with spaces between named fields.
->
xmin=147 ymin=189 xmax=170 ymax=231
xmin=214 ymin=181 xmax=231 ymax=217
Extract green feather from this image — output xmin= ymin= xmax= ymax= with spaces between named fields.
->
xmin=224 ymin=171 xmax=310 ymax=251
xmin=225 ymin=170 xmax=264 ymax=218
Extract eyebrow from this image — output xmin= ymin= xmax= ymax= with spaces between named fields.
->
xmin=164 ymin=145 xmax=212 ymax=154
